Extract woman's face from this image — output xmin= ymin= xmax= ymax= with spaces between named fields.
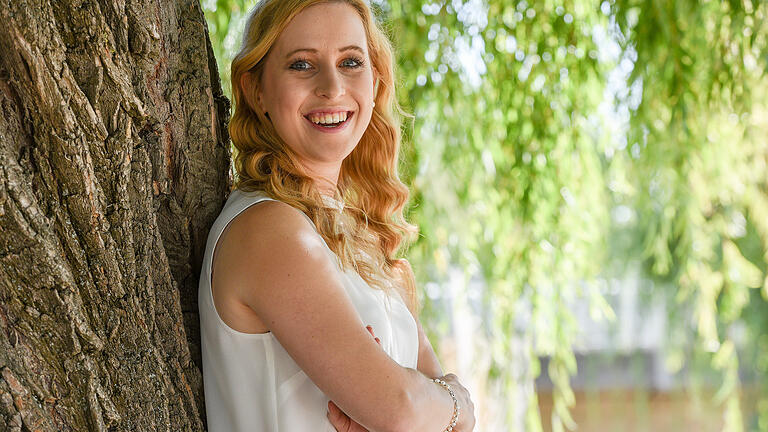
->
xmin=255 ymin=2 xmax=376 ymax=179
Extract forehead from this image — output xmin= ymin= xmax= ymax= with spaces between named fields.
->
xmin=273 ymin=2 xmax=368 ymax=54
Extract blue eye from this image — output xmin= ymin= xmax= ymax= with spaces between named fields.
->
xmin=289 ymin=59 xmax=312 ymax=71
xmin=342 ymin=56 xmax=365 ymax=68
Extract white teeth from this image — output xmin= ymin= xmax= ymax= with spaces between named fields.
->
xmin=309 ymin=112 xmax=348 ymax=125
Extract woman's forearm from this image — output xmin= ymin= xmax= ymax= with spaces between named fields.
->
xmin=416 ymin=330 xmax=443 ymax=378
xmin=398 ymin=367 xmax=457 ymax=432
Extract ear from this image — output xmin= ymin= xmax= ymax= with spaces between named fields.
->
xmin=240 ymin=71 xmax=266 ymax=114
xmin=372 ymin=69 xmax=379 ymax=96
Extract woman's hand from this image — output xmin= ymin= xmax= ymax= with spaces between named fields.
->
xmin=437 ymin=373 xmax=476 ymax=432
xmin=326 ymin=325 xmax=381 ymax=432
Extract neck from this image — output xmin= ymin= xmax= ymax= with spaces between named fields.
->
xmin=303 ymin=165 xmax=341 ymax=197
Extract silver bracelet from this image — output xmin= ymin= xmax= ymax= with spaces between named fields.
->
xmin=432 ymin=378 xmax=459 ymax=431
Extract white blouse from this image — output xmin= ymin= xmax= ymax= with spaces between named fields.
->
xmin=198 ymin=188 xmax=419 ymax=431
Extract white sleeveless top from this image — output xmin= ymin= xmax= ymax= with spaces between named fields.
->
xmin=198 ymin=189 xmax=419 ymax=431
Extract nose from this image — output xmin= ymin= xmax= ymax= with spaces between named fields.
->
xmin=314 ymin=67 xmax=344 ymax=99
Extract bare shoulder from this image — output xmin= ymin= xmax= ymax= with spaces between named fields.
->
xmin=229 ymin=198 xmax=319 ymax=243
xmin=221 ymin=199 xmax=330 ymax=293
xmin=210 ymin=199 xmax=325 ymax=326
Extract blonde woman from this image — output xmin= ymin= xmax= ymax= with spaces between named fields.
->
xmin=198 ymin=0 xmax=476 ymax=430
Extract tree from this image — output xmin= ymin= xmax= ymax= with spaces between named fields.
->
xmin=0 ymin=0 xmax=228 ymax=429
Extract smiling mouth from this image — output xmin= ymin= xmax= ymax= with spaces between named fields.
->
xmin=304 ymin=111 xmax=354 ymax=129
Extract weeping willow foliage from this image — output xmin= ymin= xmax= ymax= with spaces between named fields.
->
xmin=610 ymin=1 xmax=768 ymax=431
xmin=202 ymin=0 xmax=768 ymax=430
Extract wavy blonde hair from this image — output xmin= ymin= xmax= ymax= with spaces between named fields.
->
xmin=229 ymin=0 xmax=419 ymax=312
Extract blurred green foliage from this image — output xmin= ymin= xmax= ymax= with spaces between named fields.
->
xmin=202 ymin=0 xmax=768 ymax=430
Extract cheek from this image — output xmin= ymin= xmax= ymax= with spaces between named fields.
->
xmin=272 ymin=86 xmax=305 ymax=115
xmin=268 ymin=90 xmax=307 ymax=140
xmin=352 ymin=73 xmax=375 ymax=98
xmin=261 ymin=73 xmax=303 ymax=112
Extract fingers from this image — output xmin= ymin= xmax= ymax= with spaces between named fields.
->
xmin=365 ymin=325 xmax=381 ymax=345
xmin=327 ymin=401 xmax=346 ymax=431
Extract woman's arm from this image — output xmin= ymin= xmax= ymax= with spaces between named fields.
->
xmin=394 ymin=259 xmax=443 ymax=378
xmin=221 ymin=201 xmax=458 ymax=432
xmin=415 ymin=318 xmax=443 ymax=378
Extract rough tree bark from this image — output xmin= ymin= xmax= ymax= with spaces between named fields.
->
xmin=0 ymin=0 xmax=231 ymax=430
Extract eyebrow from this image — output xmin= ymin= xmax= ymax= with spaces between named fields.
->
xmin=284 ymin=45 xmax=366 ymax=59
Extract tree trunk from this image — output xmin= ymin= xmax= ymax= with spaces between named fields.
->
xmin=0 ymin=0 xmax=230 ymax=429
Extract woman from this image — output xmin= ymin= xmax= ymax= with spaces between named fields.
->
xmin=198 ymin=0 xmax=476 ymax=430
